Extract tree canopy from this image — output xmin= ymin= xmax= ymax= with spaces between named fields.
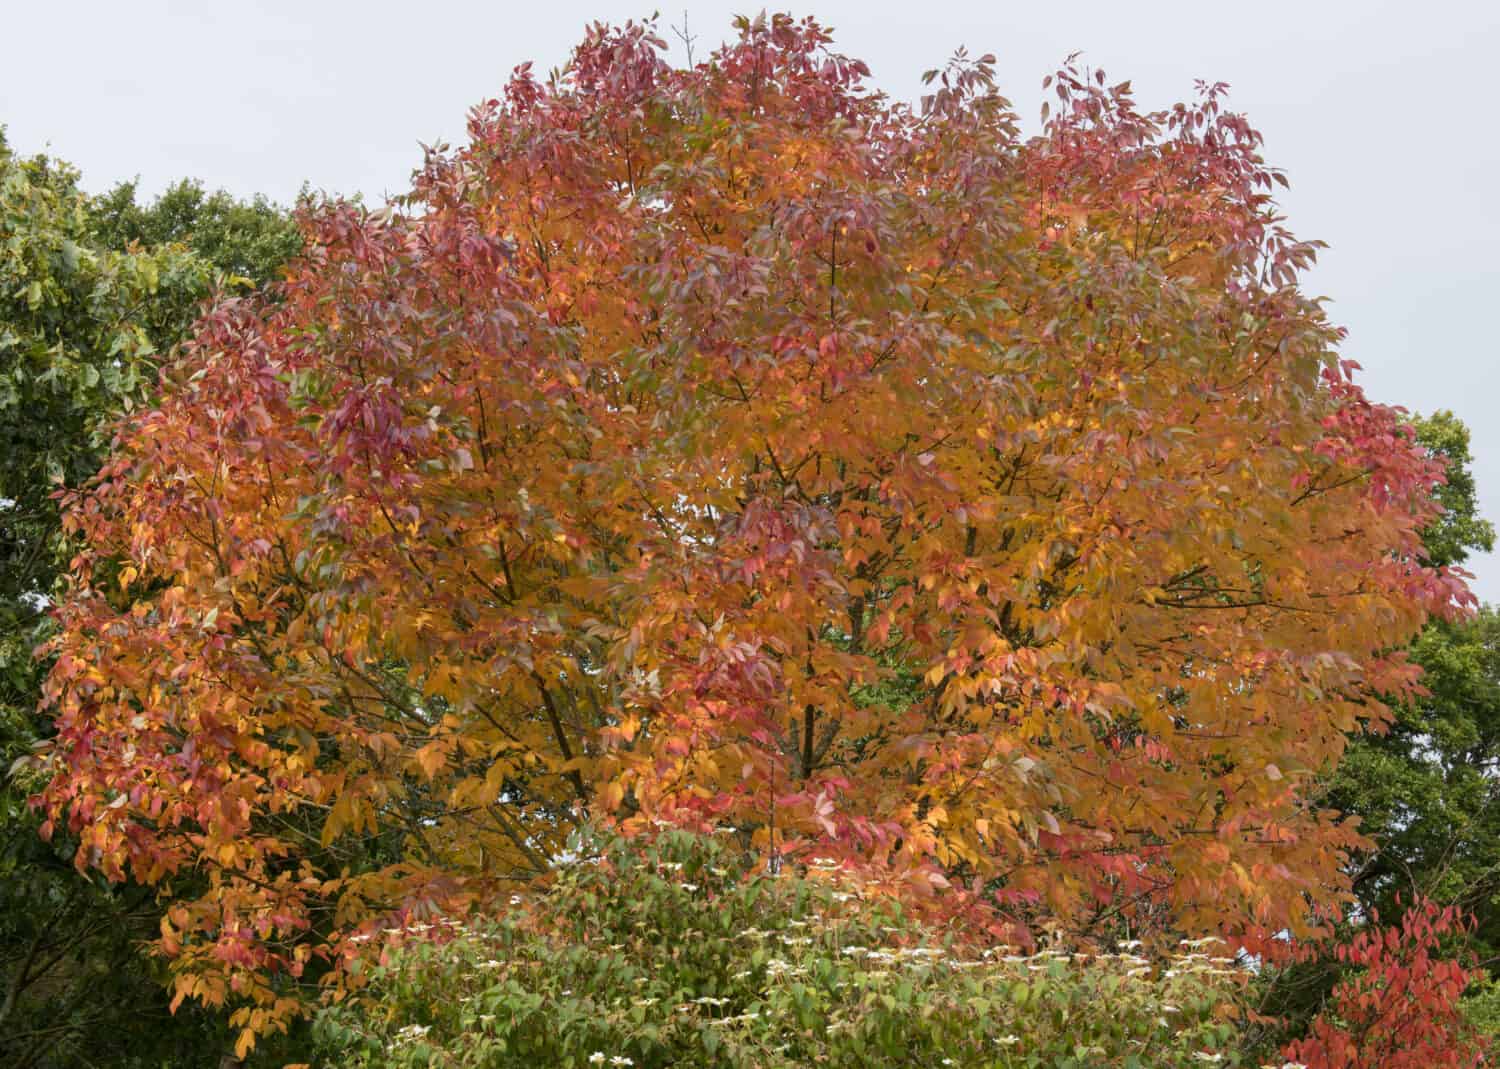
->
xmin=26 ymin=14 xmax=1478 ymax=1054
xmin=89 ymin=176 xmax=302 ymax=290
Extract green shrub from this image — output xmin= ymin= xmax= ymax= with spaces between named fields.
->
xmin=313 ymin=826 xmax=1248 ymax=1068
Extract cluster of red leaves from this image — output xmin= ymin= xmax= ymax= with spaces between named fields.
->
xmin=1285 ymin=898 xmax=1489 ymax=1069
xmin=32 ymin=12 xmax=1471 ymax=1046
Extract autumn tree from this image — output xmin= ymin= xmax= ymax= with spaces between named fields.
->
xmin=33 ymin=14 xmax=1470 ymax=1049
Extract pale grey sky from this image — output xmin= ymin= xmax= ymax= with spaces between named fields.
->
xmin=4 ymin=0 xmax=1496 ymax=601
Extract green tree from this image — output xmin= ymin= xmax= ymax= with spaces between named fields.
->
xmin=1339 ymin=611 xmax=1500 ymax=944
xmin=89 ymin=177 xmax=302 ymax=289
xmin=1336 ymin=414 xmax=1498 ymax=956
xmin=1250 ymin=412 xmax=1499 ymax=1048
xmin=0 ymin=128 xmax=301 ymax=1068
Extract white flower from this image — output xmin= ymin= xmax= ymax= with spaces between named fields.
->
xmin=588 ymin=1055 xmax=605 ymax=1065
xmin=610 ymin=1057 xmax=634 ymax=1067
xmin=1192 ymin=1054 xmax=1223 ymax=1064
xmin=997 ymin=1034 xmax=1021 ymax=1046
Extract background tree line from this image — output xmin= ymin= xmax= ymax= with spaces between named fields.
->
xmin=0 ymin=129 xmax=300 ymax=1067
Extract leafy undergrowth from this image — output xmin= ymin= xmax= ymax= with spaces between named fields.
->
xmin=314 ymin=826 xmax=1249 ymax=1068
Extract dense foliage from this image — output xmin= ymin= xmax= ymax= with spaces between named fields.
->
xmin=313 ymin=825 xmax=1250 ymax=1068
xmin=0 ymin=128 xmax=300 ymax=1067
xmin=90 ymin=176 xmax=304 ymax=289
xmin=30 ymin=15 xmax=1474 ymax=1054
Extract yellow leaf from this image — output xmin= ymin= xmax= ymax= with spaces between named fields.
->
xmin=601 ymin=780 xmax=625 ymax=811
xmin=235 ymin=1027 xmax=256 ymax=1060
xmin=413 ymin=742 xmax=447 ymax=781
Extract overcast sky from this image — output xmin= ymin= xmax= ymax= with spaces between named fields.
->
xmin=5 ymin=0 xmax=1496 ymax=601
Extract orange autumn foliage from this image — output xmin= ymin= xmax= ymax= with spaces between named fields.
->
xmin=36 ymin=14 xmax=1469 ymax=1041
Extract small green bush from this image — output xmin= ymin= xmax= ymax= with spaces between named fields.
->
xmin=313 ymin=826 xmax=1248 ymax=1067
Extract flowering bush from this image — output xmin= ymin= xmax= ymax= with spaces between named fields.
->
xmin=313 ymin=826 xmax=1249 ymax=1067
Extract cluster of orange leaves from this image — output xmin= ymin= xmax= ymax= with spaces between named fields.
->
xmin=34 ymin=13 xmax=1470 ymax=1049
